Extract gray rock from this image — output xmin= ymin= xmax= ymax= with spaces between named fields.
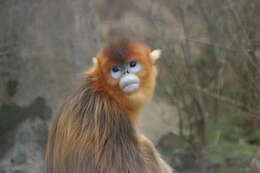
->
xmin=0 ymin=0 xmax=99 ymax=172
xmin=11 ymin=150 xmax=27 ymax=166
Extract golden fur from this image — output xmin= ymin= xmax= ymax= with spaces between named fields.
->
xmin=45 ymin=39 xmax=172 ymax=173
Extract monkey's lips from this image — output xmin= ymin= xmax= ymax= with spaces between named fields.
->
xmin=121 ymin=83 xmax=139 ymax=93
xmin=119 ymin=74 xmax=140 ymax=93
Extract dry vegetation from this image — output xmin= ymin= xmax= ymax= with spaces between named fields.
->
xmin=154 ymin=0 xmax=260 ymax=173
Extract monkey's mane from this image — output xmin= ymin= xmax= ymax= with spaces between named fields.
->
xmin=45 ymin=75 xmax=147 ymax=173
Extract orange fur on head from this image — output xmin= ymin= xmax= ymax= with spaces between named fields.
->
xmin=88 ymin=39 xmax=158 ymax=116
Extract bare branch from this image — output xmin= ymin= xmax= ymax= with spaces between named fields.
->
xmin=194 ymin=86 xmax=259 ymax=118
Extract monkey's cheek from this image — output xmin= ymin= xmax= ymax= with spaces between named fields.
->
xmin=121 ymin=83 xmax=139 ymax=93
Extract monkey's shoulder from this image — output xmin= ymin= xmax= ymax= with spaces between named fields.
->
xmin=138 ymin=134 xmax=173 ymax=173
xmin=138 ymin=134 xmax=159 ymax=158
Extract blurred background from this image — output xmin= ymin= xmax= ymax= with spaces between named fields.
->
xmin=0 ymin=0 xmax=259 ymax=173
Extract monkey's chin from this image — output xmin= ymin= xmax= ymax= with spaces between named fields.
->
xmin=122 ymin=84 xmax=139 ymax=93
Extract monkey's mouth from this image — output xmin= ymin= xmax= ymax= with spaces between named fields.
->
xmin=119 ymin=74 xmax=140 ymax=93
xmin=121 ymin=83 xmax=139 ymax=93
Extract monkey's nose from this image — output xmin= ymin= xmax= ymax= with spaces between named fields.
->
xmin=122 ymin=69 xmax=130 ymax=76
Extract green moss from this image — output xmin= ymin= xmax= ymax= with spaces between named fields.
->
xmin=0 ymin=97 xmax=51 ymax=159
xmin=7 ymin=79 xmax=18 ymax=97
xmin=0 ymin=97 xmax=51 ymax=136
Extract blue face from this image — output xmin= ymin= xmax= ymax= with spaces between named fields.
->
xmin=109 ymin=59 xmax=142 ymax=93
xmin=110 ymin=59 xmax=141 ymax=79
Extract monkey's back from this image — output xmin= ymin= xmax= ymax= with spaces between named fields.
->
xmin=44 ymin=78 xmax=156 ymax=173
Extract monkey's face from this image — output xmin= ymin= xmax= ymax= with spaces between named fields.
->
xmin=93 ymin=40 xmax=161 ymax=101
xmin=109 ymin=59 xmax=142 ymax=93
xmin=101 ymin=51 xmax=161 ymax=98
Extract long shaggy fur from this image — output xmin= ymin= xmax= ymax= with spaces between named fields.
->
xmin=45 ymin=76 xmax=150 ymax=173
xmin=45 ymin=39 xmax=172 ymax=173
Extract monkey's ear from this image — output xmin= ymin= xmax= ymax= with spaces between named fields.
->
xmin=92 ymin=57 xmax=97 ymax=65
xmin=150 ymin=49 xmax=162 ymax=62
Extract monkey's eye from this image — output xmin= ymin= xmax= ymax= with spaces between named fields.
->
xmin=112 ymin=66 xmax=120 ymax=73
xmin=110 ymin=65 xmax=122 ymax=79
xmin=128 ymin=60 xmax=141 ymax=73
xmin=129 ymin=60 xmax=137 ymax=67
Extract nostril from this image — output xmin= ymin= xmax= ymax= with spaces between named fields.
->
xmin=122 ymin=70 xmax=130 ymax=76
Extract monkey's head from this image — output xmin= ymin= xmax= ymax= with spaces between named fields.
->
xmin=89 ymin=39 xmax=161 ymax=109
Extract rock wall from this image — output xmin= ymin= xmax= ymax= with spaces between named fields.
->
xmin=0 ymin=0 xmax=99 ymax=172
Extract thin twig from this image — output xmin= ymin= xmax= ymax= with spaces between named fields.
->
xmin=194 ymin=86 xmax=259 ymax=118
xmin=185 ymin=38 xmax=248 ymax=54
